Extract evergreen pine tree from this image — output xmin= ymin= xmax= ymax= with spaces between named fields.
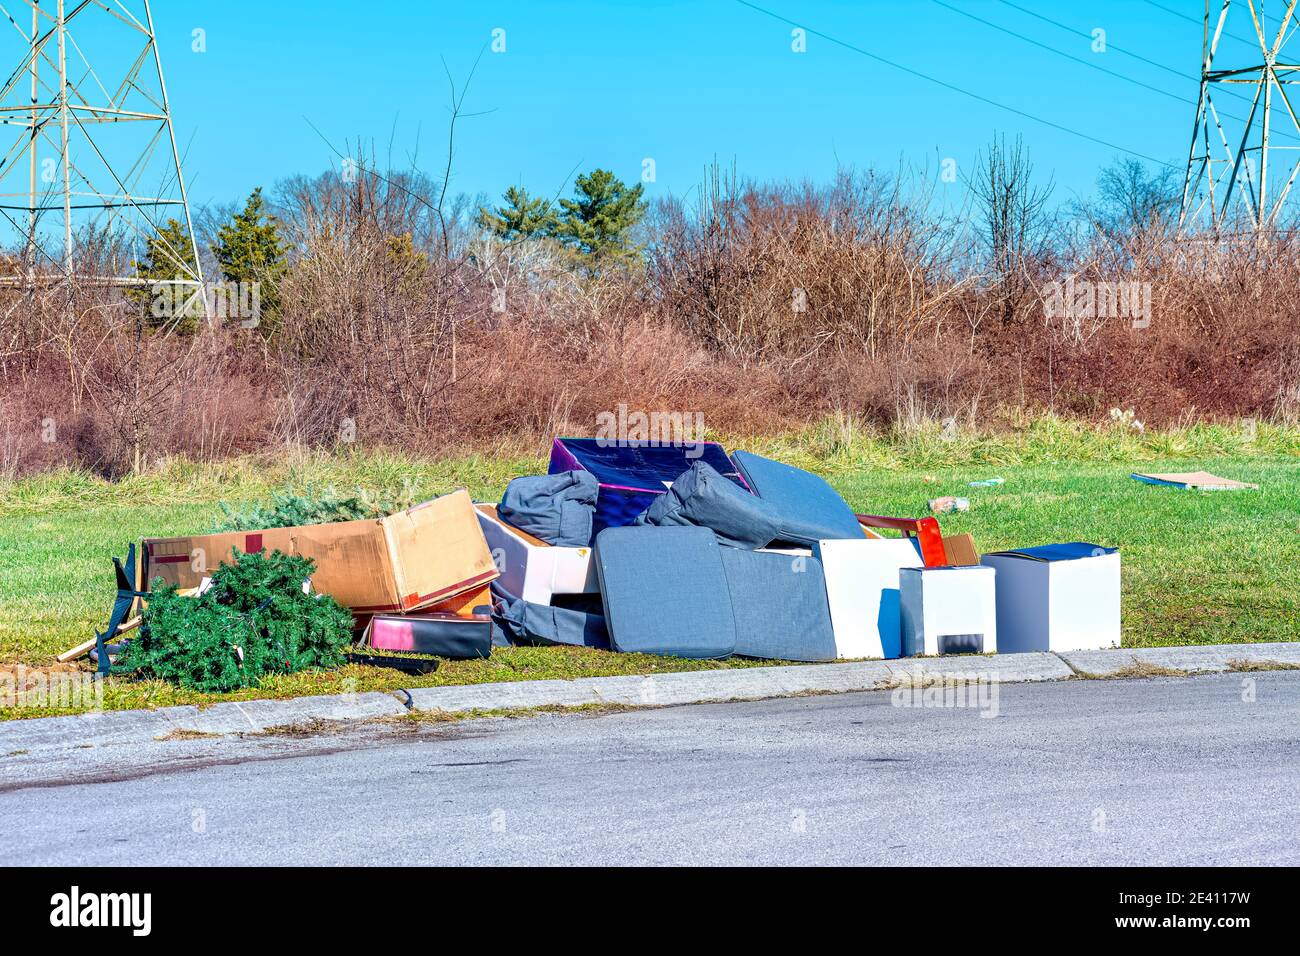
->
xmin=477 ymin=185 xmax=558 ymax=241
xmin=554 ymin=168 xmax=647 ymax=263
xmin=118 ymin=549 xmax=354 ymax=693
xmin=131 ymin=218 xmax=204 ymax=330
xmin=214 ymin=187 xmax=287 ymax=331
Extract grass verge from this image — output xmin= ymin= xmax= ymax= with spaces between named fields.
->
xmin=2 ymin=417 xmax=1297 ymax=719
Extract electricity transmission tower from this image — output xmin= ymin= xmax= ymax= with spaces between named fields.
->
xmin=0 ymin=0 xmax=202 ymax=300
xmin=1179 ymin=0 xmax=1300 ymax=234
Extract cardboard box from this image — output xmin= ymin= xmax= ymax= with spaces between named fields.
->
xmin=475 ymin=504 xmax=598 ymax=605
xmin=1131 ymin=471 xmax=1257 ymax=491
xmin=814 ymin=538 xmax=924 ymax=659
xmin=899 ymin=565 xmax=997 ymax=656
xmin=426 ymin=584 xmax=491 ymax=618
xmin=941 ymin=533 xmax=980 ymax=567
xmin=142 ymin=490 xmax=497 ymax=614
xmin=980 ymin=544 xmax=1120 ymax=653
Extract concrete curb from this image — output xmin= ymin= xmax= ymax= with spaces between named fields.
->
xmin=0 ymin=691 xmax=406 ymax=753
xmin=403 ymin=652 xmax=1071 ymax=713
xmin=1058 ymin=641 xmax=1300 ymax=677
xmin=2 ymin=642 xmax=1297 ymax=755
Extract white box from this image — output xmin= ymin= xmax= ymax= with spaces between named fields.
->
xmin=899 ymin=565 xmax=997 ymax=656
xmin=475 ymin=507 xmax=598 ymax=605
xmin=814 ymin=538 xmax=923 ymax=659
xmin=979 ymin=545 xmax=1121 ymax=653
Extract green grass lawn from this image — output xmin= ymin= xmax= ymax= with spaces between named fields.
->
xmin=1 ymin=418 xmax=1297 ymax=718
xmin=836 ymin=458 xmax=1299 ymax=647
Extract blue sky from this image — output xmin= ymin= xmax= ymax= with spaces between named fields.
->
xmin=145 ymin=1 xmax=1270 ymax=213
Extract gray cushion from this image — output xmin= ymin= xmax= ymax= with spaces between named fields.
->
xmin=721 ymin=549 xmax=838 ymax=661
xmin=634 ymin=461 xmax=782 ymax=549
xmin=489 ymin=583 xmax=609 ymax=649
xmin=498 ymin=470 xmax=599 ymax=547
xmin=594 ymin=526 xmax=736 ymax=659
xmin=732 ymin=450 xmax=863 ymax=545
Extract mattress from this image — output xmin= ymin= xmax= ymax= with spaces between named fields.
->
xmin=550 ymin=438 xmax=747 ymax=536
xmin=731 ymin=450 xmax=864 ymax=544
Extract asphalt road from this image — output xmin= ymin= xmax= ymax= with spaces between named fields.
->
xmin=3 ymin=671 xmax=1297 ymax=865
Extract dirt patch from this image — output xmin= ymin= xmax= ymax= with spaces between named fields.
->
xmin=1077 ymin=659 xmax=1189 ymax=680
xmin=246 ymin=717 xmax=353 ymax=739
xmin=1225 ymin=658 xmax=1300 ymax=673
xmin=381 ymin=701 xmax=651 ymax=729
xmin=155 ymin=728 xmax=222 ymax=742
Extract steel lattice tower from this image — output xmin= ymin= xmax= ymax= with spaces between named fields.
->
xmin=0 ymin=0 xmax=201 ymax=297
xmin=1179 ymin=0 xmax=1300 ymax=234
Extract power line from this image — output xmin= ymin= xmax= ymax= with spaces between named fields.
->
xmin=996 ymin=0 xmax=1194 ymax=80
xmin=939 ymin=0 xmax=1300 ymax=145
xmin=1138 ymin=0 xmax=1266 ymax=50
xmin=930 ymin=0 xmax=1193 ymax=107
xmin=993 ymin=0 xmax=1275 ymax=120
xmin=731 ymin=0 xmax=1176 ymax=168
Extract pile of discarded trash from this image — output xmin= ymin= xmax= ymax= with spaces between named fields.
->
xmin=77 ymin=438 xmax=1122 ymax=677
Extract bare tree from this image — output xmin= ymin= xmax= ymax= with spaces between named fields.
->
xmin=969 ymin=134 xmax=1054 ymax=321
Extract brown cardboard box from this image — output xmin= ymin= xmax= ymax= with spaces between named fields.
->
xmin=142 ymin=490 xmax=498 ymax=614
xmin=425 ymin=584 xmax=492 ymax=617
xmin=942 ymin=533 xmax=980 ymax=567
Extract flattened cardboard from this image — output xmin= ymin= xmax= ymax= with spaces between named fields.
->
xmin=142 ymin=490 xmax=496 ymax=614
xmin=1131 ymin=471 xmax=1258 ymax=491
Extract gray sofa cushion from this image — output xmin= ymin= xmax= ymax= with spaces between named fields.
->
xmin=595 ymin=525 xmax=838 ymax=663
xmin=498 ymin=470 xmax=599 ymax=547
xmin=721 ymin=548 xmax=838 ymax=661
xmin=634 ymin=461 xmax=782 ymax=549
xmin=732 ymin=450 xmax=863 ymax=545
xmin=594 ymin=526 xmax=737 ymax=659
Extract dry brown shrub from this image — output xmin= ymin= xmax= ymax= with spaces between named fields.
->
xmin=0 ymin=159 xmax=1297 ymax=476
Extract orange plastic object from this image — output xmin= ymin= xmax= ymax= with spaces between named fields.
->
xmin=856 ymin=514 xmax=948 ymax=567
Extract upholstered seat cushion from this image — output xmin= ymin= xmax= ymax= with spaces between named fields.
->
xmin=549 ymin=438 xmax=747 ymax=536
xmin=594 ymin=526 xmax=737 ymax=659
xmin=498 ymin=470 xmax=599 ymax=547
xmin=634 ymin=461 xmax=782 ymax=549
xmin=720 ymin=547 xmax=837 ymax=661
xmin=731 ymin=450 xmax=863 ymax=545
